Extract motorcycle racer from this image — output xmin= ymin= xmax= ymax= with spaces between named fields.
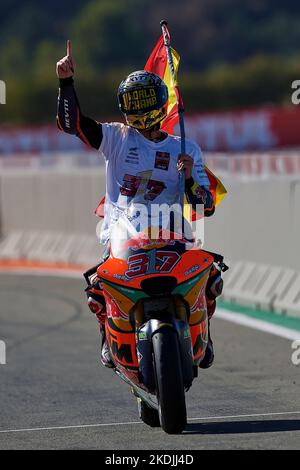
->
xmin=56 ymin=41 xmax=223 ymax=369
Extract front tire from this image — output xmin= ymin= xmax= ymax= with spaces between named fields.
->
xmin=152 ymin=328 xmax=187 ymax=434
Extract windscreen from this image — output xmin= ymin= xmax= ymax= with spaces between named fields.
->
xmin=109 ymin=200 xmax=195 ymax=261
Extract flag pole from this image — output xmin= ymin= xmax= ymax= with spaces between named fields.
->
xmin=160 ymin=20 xmax=186 ymax=208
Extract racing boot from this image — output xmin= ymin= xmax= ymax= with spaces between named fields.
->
xmin=86 ymin=278 xmax=114 ymax=369
xmin=199 ymin=265 xmax=223 ymax=369
xmin=96 ymin=313 xmax=115 ymax=369
xmin=199 ymin=318 xmax=215 ymax=369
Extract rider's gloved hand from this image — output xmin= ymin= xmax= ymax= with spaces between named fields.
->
xmin=177 ymin=154 xmax=193 ymax=179
xmin=56 ymin=40 xmax=75 ymax=79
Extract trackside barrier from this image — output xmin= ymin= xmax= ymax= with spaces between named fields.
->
xmin=1 ymin=151 xmax=300 ymax=177
xmin=0 ymin=231 xmax=102 ymax=267
xmin=273 ymin=272 xmax=300 ymax=316
xmin=223 ymin=262 xmax=256 ymax=302
xmin=205 ymin=152 xmax=300 ymax=179
xmin=221 ymin=261 xmax=300 ymax=318
xmin=251 ymin=266 xmax=284 ymax=311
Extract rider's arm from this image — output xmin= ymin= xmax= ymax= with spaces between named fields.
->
xmin=183 ymin=143 xmax=215 ymax=217
xmin=185 ymin=177 xmax=215 ymax=217
xmin=56 ymin=77 xmax=103 ymax=150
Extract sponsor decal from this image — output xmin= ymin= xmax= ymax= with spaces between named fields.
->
xmin=128 ymin=147 xmax=138 ymax=156
xmin=130 ymin=238 xmax=174 ymax=251
xmin=155 ymin=151 xmax=170 ymax=170
xmin=183 ymin=328 xmax=191 ymax=339
xmin=122 ymin=88 xmax=157 ymax=112
xmin=110 ymin=339 xmax=134 ymax=364
xmin=190 ymin=285 xmax=206 ymax=314
xmin=113 ymin=273 xmax=129 ymax=282
xmin=125 ymin=147 xmax=139 ymax=164
xmin=63 ymin=99 xmax=70 ymax=129
xmin=106 ymin=297 xmax=129 ymax=321
xmin=138 ymin=332 xmax=147 ymax=341
xmin=184 ymin=264 xmax=200 ymax=276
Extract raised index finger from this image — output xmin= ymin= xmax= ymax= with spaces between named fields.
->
xmin=67 ymin=39 xmax=72 ymax=57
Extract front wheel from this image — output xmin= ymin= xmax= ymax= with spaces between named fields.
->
xmin=152 ymin=328 xmax=187 ymax=434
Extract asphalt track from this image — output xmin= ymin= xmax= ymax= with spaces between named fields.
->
xmin=0 ymin=273 xmax=300 ymax=450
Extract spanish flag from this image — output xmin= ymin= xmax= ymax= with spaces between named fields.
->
xmin=144 ymin=35 xmax=180 ymax=135
xmin=144 ymin=35 xmax=227 ymax=208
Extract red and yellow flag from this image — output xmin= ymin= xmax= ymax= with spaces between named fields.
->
xmin=205 ymin=166 xmax=227 ymax=207
xmin=144 ymin=35 xmax=180 ymax=135
xmin=144 ymin=35 xmax=227 ymax=208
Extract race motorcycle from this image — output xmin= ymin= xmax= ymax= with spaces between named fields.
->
xmin=86 ymin=203 xmax=225 ymax=434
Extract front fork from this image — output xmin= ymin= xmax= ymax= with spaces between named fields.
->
xmin=136 ymin=313 xmax=194 ymax=393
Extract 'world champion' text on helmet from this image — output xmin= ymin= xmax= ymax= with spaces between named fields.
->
xmin=117 ymin=71 xmax=169 ymax=130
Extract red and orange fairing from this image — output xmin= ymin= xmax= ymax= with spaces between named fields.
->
xmin=98 ymin=248 xmax=213 ymax=374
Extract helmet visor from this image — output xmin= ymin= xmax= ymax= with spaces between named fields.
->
xmin=118 ymin=85 xmax=168 ymax=115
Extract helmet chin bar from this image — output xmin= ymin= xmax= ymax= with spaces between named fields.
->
xmin=127 ymin=118 xmax=162 ymax=133
xmin=137 ymin=123 xmax=168 ymax=143
xmin=146 ymin=123 xmax=161 ymax=132
xmin=124 ymin=106 xmax=167 ymax=130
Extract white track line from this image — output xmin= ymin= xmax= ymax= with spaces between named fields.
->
xmin=189 ymin=410 xmax=300 ymax=422
xmin=1 ymin=411 xmax=300 ymax=434
xmin=216 ymin=308 xmax=300 ymax=341
xmin=0 ymin=421 xmax=142 ymax=434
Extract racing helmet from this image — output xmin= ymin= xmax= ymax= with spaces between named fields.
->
xmin=117 ymin=70 xmax=168 ymax=130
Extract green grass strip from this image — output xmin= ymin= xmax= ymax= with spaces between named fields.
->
xmin=218 ymin=299 xmax=300 ymax=332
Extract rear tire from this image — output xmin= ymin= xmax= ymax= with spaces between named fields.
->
xmin=152 ymin=328 xmax=187 ymax=434
xmin=137 ymin=398 xmax=160 ymax=428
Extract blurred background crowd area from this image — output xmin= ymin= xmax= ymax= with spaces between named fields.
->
xmin=1 ymin=0 xmax=300 ymax=125
xmin=1 ymin=0 xmax=300 ymax=158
